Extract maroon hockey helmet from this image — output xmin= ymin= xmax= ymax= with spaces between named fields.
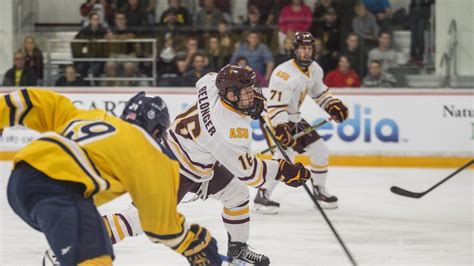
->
xmin=216 ymin=64 xmax=265 ymax=119
xmin=293 ymin=31 xmax=315 ymax=67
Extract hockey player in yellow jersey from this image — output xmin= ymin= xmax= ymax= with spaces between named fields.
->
xmin=1 ymin=88 xmax=222 ymax=265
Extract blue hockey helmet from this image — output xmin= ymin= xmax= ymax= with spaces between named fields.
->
xmin=121 ymin=92 xmax=170 ymax=140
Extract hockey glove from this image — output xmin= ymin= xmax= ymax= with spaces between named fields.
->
xmin=276 ymin=159 xmax=311 ymax=187
xmin=182 ymin=224 xmax=222 ymax=266
xmin=274 ymin=123 xmax=296 ymax=148
xmin=325 ymin=98 xmax=348 ymax=123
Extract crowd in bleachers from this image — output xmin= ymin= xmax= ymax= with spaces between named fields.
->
xmin=2 ymin=0 xmax=435 ymax=88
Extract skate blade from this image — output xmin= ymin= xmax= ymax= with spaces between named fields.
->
xmin=252 ymin=204 xmax=279 ymax=214
xmin=228 ymin=258 xmax=255 ymax=266
xmin=315 ymin=201 xmax=338 ymax=209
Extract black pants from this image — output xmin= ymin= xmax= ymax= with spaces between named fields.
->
xmin=410 ymin=15 xmax=427 ymax=60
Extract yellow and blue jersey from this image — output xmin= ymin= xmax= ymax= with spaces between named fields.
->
xmin=1 ymin=88 xmax=193 ymax=252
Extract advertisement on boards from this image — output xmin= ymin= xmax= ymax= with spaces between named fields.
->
xmin=1 ymin=89 xmax=472 ymax=157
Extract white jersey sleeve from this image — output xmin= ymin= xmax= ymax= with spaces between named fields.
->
xmin=308 ymin=62 xmax=335 ymax=111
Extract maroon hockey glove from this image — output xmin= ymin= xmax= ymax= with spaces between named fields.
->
xmin=276 ymin=159 xmax=311 ymax=187
xmin=325 ymin=98 xmax=348 ymax=123
xmin=274 ymin=123 xmax=296 ymax=148
xmin=182 ymin=224 xmax=222 ymax=266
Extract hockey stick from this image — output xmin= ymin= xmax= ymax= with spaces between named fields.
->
xmin=256 ymin=118 xmax=332 ymax=156
xmin=258 ymin=116 xmax=358 ymax=266
xmin=390 ymin=159 xmax=473 ymax=199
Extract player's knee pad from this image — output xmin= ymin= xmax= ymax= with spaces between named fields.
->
xmin=214 ymin=178 xmax=250 ymax=209
xmin=78 ymin=255 xmax=112 ymax=266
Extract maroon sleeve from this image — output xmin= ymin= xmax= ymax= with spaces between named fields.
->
xmin=80 ymin=3 xmax=93 ymax=17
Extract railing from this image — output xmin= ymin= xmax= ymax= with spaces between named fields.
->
xmin=439 ymin=53 xmax=450 ymax=87
xmin=447 ymin=19 xmax=457 ymax=75
xmin=439 ymin=19 xmax=458 ymax=87
xmin=46 ymin=38 xmax=157 ymax=86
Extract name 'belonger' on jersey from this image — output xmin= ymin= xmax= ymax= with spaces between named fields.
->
xmin=267 ymin=59 xmax=334 ymax=125
xmin=166 ymin=73 xmax=280 ymax=187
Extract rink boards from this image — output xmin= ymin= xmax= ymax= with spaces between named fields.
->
xmin=0 ymin=87 xmax=472 ymax=167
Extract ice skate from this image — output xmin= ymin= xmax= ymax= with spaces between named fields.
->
xmin=252 ymin=188 xmax=280 ymax=214
xmin=228 ymin=241 xmax=270 ymax=266
xmin=313 ymin=185 xmax=338 ymax=209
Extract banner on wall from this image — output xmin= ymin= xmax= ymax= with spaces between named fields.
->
xmin=1 ymin=89 xmax=473 ymax=157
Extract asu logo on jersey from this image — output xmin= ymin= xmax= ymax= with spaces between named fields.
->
xmin=229 ymin=128 xmax=249 ymax=139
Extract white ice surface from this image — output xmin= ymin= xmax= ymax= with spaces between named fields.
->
xmin=1 ymin=161 xmax=472 ymax=265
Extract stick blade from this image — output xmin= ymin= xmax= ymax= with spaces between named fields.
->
xmin=390 ymin=186 xmax=424 ymax=198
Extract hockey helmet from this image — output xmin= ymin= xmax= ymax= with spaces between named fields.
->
xmin=216 ymin=64 xmax=265 ymax=119
xmin=121 ymin=92 xmax=170 ymax=140
xmin=293 ymin=31 xmax=315 ymax=68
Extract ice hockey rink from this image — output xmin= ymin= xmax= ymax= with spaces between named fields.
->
xmin=0 ymin=161 xmax=472 ymax=266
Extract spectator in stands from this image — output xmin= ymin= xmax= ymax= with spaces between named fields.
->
xmin=352 ymin=2 xmax=380 ymax=51
xmin=274 ymin=36 xmax=293 ymax=66
xmin=156 ymin=33 xmax=180 ymax=84
xmin=195 ymin=0 xmax=224 ymax=34
xmin=311 ymin=7 xmax=340 ymax=56
xmin=182 ymin=53 xmax=210 ymax=86
xmin=236 ymin=57 xmax=268 ymax=86
xmin=205 ymin=35 xmax=230 ymax=72
xmin=278 ymin=0 xmax=312 ymax=53
xmin=324 ymin=55 xmax=361 ymax=88
xmin=247 ymin=0 xmax=277 ymax=25
xmin=2 ymin=51 xmax=37 ymax=86
xmin=159 ymin=0 xmax=193 ymax=30
xmin=120 ymin=62 xmax=148 ymax=86
xmin=314 ymin=37 xmax=335 ymax=74
xmin=72 ymin=12 xmax=108 ymax=80
xmin=313 ymin=0 xmax=337 ymax=21
xmin=101 ymin=61 xmax=119 ymax=86
xmin=120 ymin=0 xmax=146 ymax=33
xmin=362 ymin=0 xmax=392 ymax=31
xmin=367 ymin=31 xmax=398 ymax=71
xmin=230 ymin=31 xmax=274 ymax=82
xmin=241 ymin=6 xmax=272 ymax=46
xmin=409 ymin=0 xmax=434 ymax=65
xmin=55 ymin=65 xmax=89 ymax=86
xmin=20 ymin=36 xmax=44 ymax=85
xmin=142 ymin=0 xmax=157 ymax=25
xmin=158 ymin=7 xmax=185 ymax=43
xmin=175 ymin=36 xmax=202 ymax=74
xmin=363 ymin=60 xmax=397 ymax=87
xmin=341 ymin=33 xmax=366 ymax=77
xmin=335 ymin=0 xmax=358 ymax=48
xmin=106 ymin=12 xmax=136 ymax=55
xmin=199 ymin=0 xmax=231 ymax=22
xmin=80 ymin=0 xmax=114 ymax=27
xmin=216 ymin=20 xmax=238 ymax=57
